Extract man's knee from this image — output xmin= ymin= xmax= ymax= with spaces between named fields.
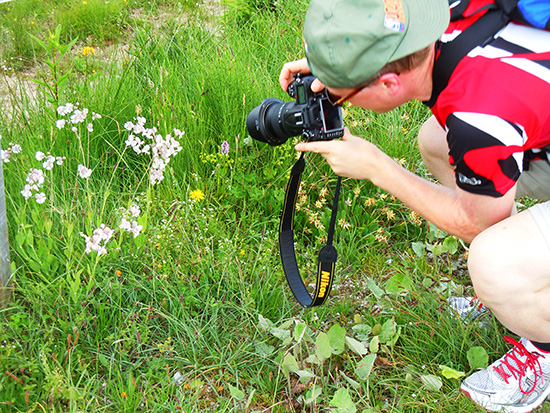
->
xmin=468 ymin=226 xmax=516 ymax=307
xmin=417 ymin=116 xmax=445 ymax=156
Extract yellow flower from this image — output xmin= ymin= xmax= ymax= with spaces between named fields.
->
xmin=121 ymin=392 xmax=127 ymax=399
xmin=80 ymin=46 xmax=95 ymax=56
xmin=190 ymin=189 xmax=204 ymax=201
xmin=83 ymin=1 xmax=88 ymax=4
xmin=240 ymin=249 xmax=245 ymax=255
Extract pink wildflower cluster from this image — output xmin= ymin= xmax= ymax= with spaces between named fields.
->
xmin=119 ymin=204 xmax=143 ymax=238
xmin=0 ymin=136 xmax=22 ymax=163
xmin=123 ymin=117 xmax=184 ymax=185
xmin=80 ymin=224 xmax=114 ymax=255
xmin=20 ymin=152 xmax=66 ymax=204
xmin=56 ymin=102 xmax=101 ymax=133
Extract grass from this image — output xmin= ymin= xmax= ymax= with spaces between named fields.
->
xmin=1 ymin=1 xmax=549 ymax=412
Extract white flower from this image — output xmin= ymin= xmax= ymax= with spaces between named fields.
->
xmin=35 ymin=151 xmax=46 ymax=161
xmin=124 ymin=121 xmax=134 ymax=131
xmin=1 ymin=150 xmax=10 ymax=162
xmin=21 ymin=186 xmax=32 ymax=199
xmin=43 ymin=156 xmax=55 ymax=171
xmin=56 ymin=119 xmax=66 ymax=129
xmin=129 ymin=205 xmax=140 ymax=217
xmin=11 ymin=144 xmax=21 ymax=154
xmin=130 ymin=220 xmax=143 ymax=238
xmin=78 ymin=164 xmax=92 ymax=179
xmin=70 ymin=108 xmax=88 ymax=124
xmin=92 ymin=112 xmax=102 ymax=121
xmin=57 ymin=103 xmax=75 ymax=116
xmin=119 ymin=218 xmax=132 ymax=231
xmin=35 ymin=193 xmax=46 ymax=204
xmin=87 ymin=123 xmax=93 ymax=133
xmin=56 ymin=156 xmax=65 ymax=165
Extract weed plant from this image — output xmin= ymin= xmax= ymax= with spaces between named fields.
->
xmin=1 ymin=1 xmax=547 ymax=413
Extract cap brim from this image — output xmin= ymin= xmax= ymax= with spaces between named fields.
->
xmin=390 ymin=0 xmax=450 ymax=62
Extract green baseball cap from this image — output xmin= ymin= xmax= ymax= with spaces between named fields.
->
xmin=303 ymin=0 xmax=450 ymax=88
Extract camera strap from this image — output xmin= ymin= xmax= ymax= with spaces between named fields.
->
xmin=279 ymin=153 xmax=341 ymax=307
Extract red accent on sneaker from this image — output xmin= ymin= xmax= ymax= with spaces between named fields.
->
xmin=492 ymin=336 xmax=544 ymax=395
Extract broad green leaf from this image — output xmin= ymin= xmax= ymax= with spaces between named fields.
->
xmin=294 ymin=322 xmax=307 ymax=344
xmin=304 ymin=385 xmax=322 ymax=405
xmin=421 ymin=374 xmax=443 ymax=391
xmin=345 ymin=336 xmax=368 ymax=356
xmin=378 ymin=318 xmax=397 ymax=343
xmin=367 ymin=278 xmax=385 ymax=299
xmin=327 ymin=324 xmax=346 ymax=355
xmin=330 ymin=388 xmax=357 ymax=413
xmin=439 ymin=365 xmax=466 ymax=379
xmin=411 ymin=241 xmax=426 ymax=257
xmin=227 ymin=383 xmax=245 ymax=400
xmin=254 ymin=341 xmax=274 ymax=357
xmin=385 ymin=273 xmax=414 ymax=294
xmin=352 ymin=323 xmax=372 ymax=341
xmin=442 ymin=236 xmax=459 ymax=254
xmin=258 ymin=314 xmax=273 ymax=331
xmin=316 ymin=332 xmax=332 ymax=363
xmin=295 ymin=369 xmax=315 ymax=383
xmin=467 ymin=346 xmax=489 ymax=370
xmin=282 ymin=353 xmax=298 ymax=378
xmin=356 ymin=353 xmax=376 ymax=380
xmin=271 ymin=327 xmax=291 ymax=343
xmin=369 ymin=336 xmax=380 ymax=353
xmin=339 ymin=371 xmax=361 ymax=390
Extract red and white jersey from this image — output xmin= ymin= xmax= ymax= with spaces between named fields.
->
xmin=431 ymin=1 xmax=550 ymax=197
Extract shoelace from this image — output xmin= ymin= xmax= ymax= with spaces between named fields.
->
xmin=493 ymin=336 xmax=544 ymax=395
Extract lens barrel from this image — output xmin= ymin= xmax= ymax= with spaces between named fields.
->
xmin=246 ymin=98 xmax=302 ymax=146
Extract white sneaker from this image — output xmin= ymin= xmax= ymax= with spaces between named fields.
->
xmin=461 ymin=336 xmax=550 ymax=412
xmin=447 ymin=296 xmax=489 ymax=324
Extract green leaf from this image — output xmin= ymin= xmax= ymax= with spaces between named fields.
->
xmin=254 ymin=341 xmax=274 ymax=357
xmin=442 ymin=236 xmax=459 ymax=254
xmin=258 ymin=314 xmax=273 ymax=330
xmin=439 ymin=365 xmax=466 ymax=379
xmin=294 ymin=322 xmax=307 ymax=344
xmin=295 ymin=369 xmax=315 ymax=383
xmin=304 ymin=385 xmax=322 ymax=405
xmin=356 ymin=353 xmax=376 ymax=381
xmin=352 ymin=323 xmax=372 ymax=341
xmin=227 ymin=383 xmax=245 ymax=400
xmin=421 ymin=374 xmax=443 ymax=391
xmin=330 ymin=388 xmax=357 ymax=413
xmin=367 ymin=278 xmax=385 ymax=299
xmin=316 ymin=332 xmax=332 ymax=363
xmin=369 ymin=336 xmax=380 ymax=353
xmin=378 ymin=318 xmax=398 ymax=343
xmin=339 ymin=371 xmax=361 ymax=390
xmin=467 ymin=346 xmax=489 ymax=370
xmin=345 ymin=336 xmax=368 ymax=356
xmin=327 ymin=323 xmax=346 ymax=354
xmin=411 ymin=241 xmax=426 ymax=257
xmin=282 ymin=353 xmax=298 ymax=378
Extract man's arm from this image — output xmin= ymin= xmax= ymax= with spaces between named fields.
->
xmin=296 ymin=129 xmax=516 ymax=243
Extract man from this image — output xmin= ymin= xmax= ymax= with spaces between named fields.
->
xmin=279 ymin=0 xmax=550 ymax=411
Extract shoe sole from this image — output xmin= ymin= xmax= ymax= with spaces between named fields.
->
xmin=461 ymin=386 xmax=550 ymax=413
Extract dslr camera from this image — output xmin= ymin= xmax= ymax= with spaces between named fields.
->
xmin=246 ymin=74 xmax=344 ymax=146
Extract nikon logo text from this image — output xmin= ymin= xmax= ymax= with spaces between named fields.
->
xmin=318 ymin=271 xmax=331 ymax=298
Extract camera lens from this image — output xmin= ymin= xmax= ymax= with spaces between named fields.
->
xmin=246 ymin=98 xmax=303 ymax=146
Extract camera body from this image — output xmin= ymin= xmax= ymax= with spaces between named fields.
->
xmin=246 ymin=74 xmax=344 ymax=146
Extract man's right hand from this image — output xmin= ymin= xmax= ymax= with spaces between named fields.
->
xmin=279 ymin=58 xmax=326 ymax=93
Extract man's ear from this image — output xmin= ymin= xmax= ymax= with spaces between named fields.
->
xmin=378 ymin=73 xmax=401 ymax=95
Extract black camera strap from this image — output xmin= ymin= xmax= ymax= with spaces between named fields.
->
xmin=279 ymin=153 xmax=341 ymax=307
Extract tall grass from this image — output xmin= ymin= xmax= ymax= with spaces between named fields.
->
xmin=0 ymin=1 xmax=540 ymax=412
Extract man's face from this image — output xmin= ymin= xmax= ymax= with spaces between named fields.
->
xmin=326 ymin=84 xmax=402 ymax=113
